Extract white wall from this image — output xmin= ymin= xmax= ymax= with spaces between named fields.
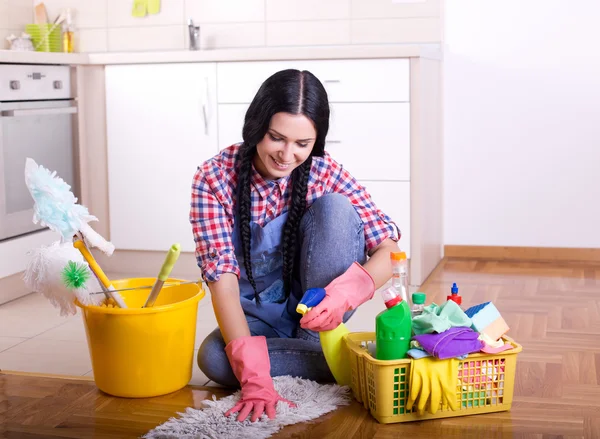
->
xmin=0 ymin=0 xmax=32 ymax=49
xmin=26 ymin=0 xmax=441 ymax=52
xmin=443 ymin=0 xmax=600 ymax=248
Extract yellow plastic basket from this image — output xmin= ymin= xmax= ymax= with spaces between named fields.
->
xmin=344 ymin=332 xmax=522 ymax=424
xmin=25 ymin=24 xmax=62 ymax=52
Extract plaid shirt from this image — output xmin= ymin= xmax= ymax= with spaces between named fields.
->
xmin=190 ymin=144 xmax=400 ymax=283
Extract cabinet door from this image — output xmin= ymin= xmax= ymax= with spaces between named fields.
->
xmin=218 ymin=103 xmax=247 ymax=150
xmin=327 ymin=103 xmax=410 ymax=181
xmin=105 ymin=63 xmax=218 ymax=252
xmin=360 ymin=181 xmax=411 ymax=257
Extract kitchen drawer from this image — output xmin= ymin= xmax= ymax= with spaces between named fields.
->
xmin=217 ymin=59 xmax=409 ymax=104
xmin=327 ymin=102 xmax=410 ymax=181
xmin=218 ymin=102 xmax=410 ymax=181
xmin=360 ymin=181 xmax=411 ymax=257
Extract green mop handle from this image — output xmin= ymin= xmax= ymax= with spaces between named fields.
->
xmin=143 ymin=243 xmax=181 ymax=307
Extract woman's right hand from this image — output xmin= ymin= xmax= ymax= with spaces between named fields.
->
xmin=224 ymin=335 xmax=296 ymax=422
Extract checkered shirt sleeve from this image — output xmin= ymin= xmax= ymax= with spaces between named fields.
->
xmin=313 ymin=153 xmax=401 ymax=253
xmin=189 ymin=152 xmax=240 ymax=283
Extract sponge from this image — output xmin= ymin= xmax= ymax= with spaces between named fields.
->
xmin=464 ymin=302 xmax=509 ymax=342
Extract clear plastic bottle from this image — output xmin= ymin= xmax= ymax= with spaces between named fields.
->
xmin=390 ymin=251 xmax=410 ymax=307
xmin=411 ymin=292 xmax=426 ymax=317
xmin=62 ymin=8 xmax=74 ymax=53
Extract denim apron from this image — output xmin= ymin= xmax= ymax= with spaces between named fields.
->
xmin=231 ymin=209 xmax=303 ymax=338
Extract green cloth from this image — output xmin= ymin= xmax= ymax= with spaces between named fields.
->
xmin=147 ymin=0 xmax=161 ymax=14
xmin=132 ymin=0 xmax=160 ymax=17
xmin=132 ymin=0 xmax=147 ymax=17
xmin=411 ymin=300 xmax=472 ymax=335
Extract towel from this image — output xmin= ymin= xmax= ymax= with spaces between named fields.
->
xmin=411 ymin=300 xmax=472 ymax=335
xmin=143 ymin=376 xmax=351 ymax=439
xmin=413 ymin=326 xmax=484 ymax=359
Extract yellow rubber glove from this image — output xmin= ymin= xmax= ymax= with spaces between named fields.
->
xmin=407 ymin=357 xmax=460 ymax=415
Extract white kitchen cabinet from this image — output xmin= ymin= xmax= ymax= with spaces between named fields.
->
xmin=326 ymin=103 xmax=410 ymax=181
xmin=105 ymin=63 xmax=218 ymax=252
xmin=219 ymin=102 xmax=410 ymax=182
xmin=216 ymin=59 xmax=410 ymax=104
xmin=362 ymin=181 xmax=411 ymax=257
xmin=101 ymin=56 xmax=442 ymax=288
xmin=215 ymin=58 xmax=441 ymax=285
xmin=217 ymin=104 xmax=246 ymax=150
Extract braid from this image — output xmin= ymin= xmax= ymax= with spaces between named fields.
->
xmin=281 ymin=159 xmax=311 ymax=297
xmin=237 ymin=144 xmax=260 ymax=303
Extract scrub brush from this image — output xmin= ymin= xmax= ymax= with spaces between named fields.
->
xmin=62 ymin=260 xmax=90 ymax=290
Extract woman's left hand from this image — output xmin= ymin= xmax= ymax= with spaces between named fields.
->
xmin=300 ymin=262 xmax=375 ymax=331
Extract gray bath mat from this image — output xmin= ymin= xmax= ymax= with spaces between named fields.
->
xmin=143 ymin=376 xmax=352 ymax=439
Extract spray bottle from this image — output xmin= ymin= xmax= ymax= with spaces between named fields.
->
xmin=297 ymin=288 xmax=351 ymax=386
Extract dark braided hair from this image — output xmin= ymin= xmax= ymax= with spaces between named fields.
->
xmin=236 ymin=69 xmax=330 ymax=304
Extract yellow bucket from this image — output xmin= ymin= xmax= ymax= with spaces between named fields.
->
xmin=76 ymin=278 xmax=205 ymax=398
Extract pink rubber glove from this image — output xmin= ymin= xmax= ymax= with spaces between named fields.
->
xmin=300 ymin=262 xmax=375 ymax=332
xmin=224 ymin=335 xmax=296 ymax=422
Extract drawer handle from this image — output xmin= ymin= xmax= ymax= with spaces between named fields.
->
xmin=200 ymin=76 xmax=210 ymax=135
xmin=326 ymin=140 xmax=341 ymax=144
xmin=0 ymin=106 xmax=77 ymax=117
xmin=324 ymin=79 xmax=341 ymax=83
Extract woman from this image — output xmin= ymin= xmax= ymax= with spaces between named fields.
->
xmin=190 ymin=69 xmax=401 ymax=422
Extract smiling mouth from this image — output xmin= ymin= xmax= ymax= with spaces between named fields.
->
xmin=271 ymin=157 xmax=293 ymax=169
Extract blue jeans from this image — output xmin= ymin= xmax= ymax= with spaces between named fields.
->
xmin=197 ymin=193 xmax=367 ymax=387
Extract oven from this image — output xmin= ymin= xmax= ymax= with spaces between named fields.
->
xmin=0 ymin=64 xmax=78 ymax=241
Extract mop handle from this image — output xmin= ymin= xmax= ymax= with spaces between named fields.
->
xmin=73 ymin=239 xmax=128 ymax=308
xmin=143 ymin=243 xmax=181 ymax=308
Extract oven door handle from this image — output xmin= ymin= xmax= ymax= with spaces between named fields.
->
xmin=0 ymin=106 xmax=78 ymax=117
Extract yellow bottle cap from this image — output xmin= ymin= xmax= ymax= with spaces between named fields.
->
xmin=296 ymin=303 xmax=309 ymax=315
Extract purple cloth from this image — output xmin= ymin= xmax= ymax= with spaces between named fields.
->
xmin=412 ymin=326 xmax=484 ymax=359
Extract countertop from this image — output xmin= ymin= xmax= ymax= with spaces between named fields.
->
xmin=0 ymin=44 xmax=442 ymax=66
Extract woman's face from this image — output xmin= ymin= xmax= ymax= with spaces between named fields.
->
xmin=254 ymin=112 xmax=316 ymax=180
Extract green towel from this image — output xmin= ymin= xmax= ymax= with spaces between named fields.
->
xmin=132 ymin=0 xmax=147 ymax=17
xmin=412 ymin=300 xmax=472 ymax=335
xmin=147 ymin=0 xmax=161 ymax=15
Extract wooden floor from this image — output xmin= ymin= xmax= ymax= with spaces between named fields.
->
xmin=2 ymin=257 xmax=600 ymax=438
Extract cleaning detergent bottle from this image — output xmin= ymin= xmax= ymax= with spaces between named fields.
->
xmin=297 ymin=288 xmax=351 ymax=386
xmin=447 ymin=282 xmax=463 ymax=308
xmin=375 ymin=286 xmax=412 ymax=360
xmin=411 ymin=292 xmax=426 ymax=317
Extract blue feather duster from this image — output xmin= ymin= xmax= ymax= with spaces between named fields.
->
xmin=24 ymin=158 xmax=97 ymax=242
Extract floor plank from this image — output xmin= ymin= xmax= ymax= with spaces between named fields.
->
xmin=1 ymin=257 xmax=599 ymax=438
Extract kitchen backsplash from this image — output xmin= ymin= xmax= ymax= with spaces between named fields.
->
xmin=1 ymin=0 xmax=441 ymax=52
xmin=0 ymin=0 xmax=33 ymax=49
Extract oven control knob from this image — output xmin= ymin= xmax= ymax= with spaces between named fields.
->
xmin=9 ymin=80 xmax=20 ymax=90
xmin=53 ymin=80 xmax=63 ymax=90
